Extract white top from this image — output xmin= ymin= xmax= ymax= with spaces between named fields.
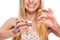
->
xmin=21 ymin=27 xmax=40 ymax=40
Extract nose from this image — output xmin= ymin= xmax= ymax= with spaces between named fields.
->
xmin=29 ymin=0 xmax=33 ymax=3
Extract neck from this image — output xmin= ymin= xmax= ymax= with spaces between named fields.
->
xmin=26 ymin=11 xmax=37 ymax=20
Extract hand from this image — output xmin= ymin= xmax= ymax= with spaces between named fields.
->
xmin=37 ymin=8 xmax=55 ymax=33
xmin=37 ymin=8 xmax=60 ymax=37
xmin=16 ymin=18 xmax=28 ymax=34
xmin=37 ymin=8 xmax=54 ymax=28
xmin=0 ymin=17 xmax=21 ymax=39
xmin=0 ymin=18 xmax=18 ymax=31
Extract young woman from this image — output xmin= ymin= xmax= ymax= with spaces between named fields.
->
xmin=12 ymin=0 xmax=60 ymax=40
xmin=0 ymin=0 xmax=60 ymax=40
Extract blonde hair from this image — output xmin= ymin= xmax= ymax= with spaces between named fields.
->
xmin=12 ymin=0 xmax=48 ymax=40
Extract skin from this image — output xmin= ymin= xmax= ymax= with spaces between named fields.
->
xmin=25 ymin=0 xmax=40 ymax=13
xmin=37 ymin=9 xmax=60 ymax=37
xmin=0 ymin=0 xmax=60 ymax=40
xmin=25 ymin=0 xmax=60 ymax=37
xmin=0 ymin=18 xmax=28 ymax=40
xmin=0 ymin=18 xmax=21 ymax=39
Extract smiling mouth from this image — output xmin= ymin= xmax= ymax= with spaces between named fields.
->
xmin=27 ymin=4 xmax=36 ymax=8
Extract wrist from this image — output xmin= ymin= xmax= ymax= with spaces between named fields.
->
xmin=0 ymin=39 xmax=5 ymax=40
xmin=51 ymin=25 xmax=60 ymax=37
xmin=0 ymin=31 xmax=5 ymax=39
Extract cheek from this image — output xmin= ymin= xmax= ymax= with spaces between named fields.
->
xmin=34 ymin=0 xmax=40 ymax=8
xmin=24 ymin=1 xmax=28 ymax=8
xmin=25 ymin=3 xmax=28 ymax=9
xmin=24 ymin=0 xmax=28 ymax=4
xmin=24 ymin=0 xmax=40 ymax=12
xmin=36 ymin=3 xmax=40 ymax=7
xmin=36 ymin=1 xmax=40 ymax=7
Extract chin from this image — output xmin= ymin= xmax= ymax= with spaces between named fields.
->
xmin=28 ymin=10 xmax=36 ymax=13
xmin=26 ymin=8 xmax=37 ymax=12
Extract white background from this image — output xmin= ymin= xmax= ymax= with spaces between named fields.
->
xmin=0 ymin=0 xmax=60 ymax=40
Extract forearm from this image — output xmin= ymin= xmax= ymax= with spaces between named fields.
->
xmin=0 ymin=27 xmax=7 ymax=39
xmin=51 ymin=26 xmax=60 ymax=37
xmin=0 ymin=29 xmax=12 ymax=39
xmin=0 ymin=30 xmax=14 ymax=39
xmin=0 ymin=38 xmax=5 ymax=40
xmin=0 ymin=39 xmax=5 ymax=40
xmin=51 ymin=17 xmax=60 ymax=37
xmin=0 ymin=31 xmax=5 ymax=40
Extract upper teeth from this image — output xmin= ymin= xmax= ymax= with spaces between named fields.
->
xmin=28 ymin=4 xmax=35 ymax=7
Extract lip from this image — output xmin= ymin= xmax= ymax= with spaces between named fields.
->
xmin=27 ymin=4 xmax=36 ymax=8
